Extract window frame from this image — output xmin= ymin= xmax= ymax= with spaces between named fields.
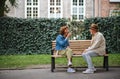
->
xmin=25 ymin=0 xmax=40 ymax=18
xmin=71 ymin=0 xmax=85 ymax=21
xmin=48 ymin=0 xmax=63 ymax=18
xmin=109 ymin=0 xmax=120 ymax=2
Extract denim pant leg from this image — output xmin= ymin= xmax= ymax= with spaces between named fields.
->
xmin=82 ymin=51 xmax=99 ymax=69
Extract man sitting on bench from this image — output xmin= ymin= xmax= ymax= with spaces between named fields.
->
xmin=55 ymin=25 xmax=75 ymax=73
xmin=82 ymin=23 xmax=106 ymax=74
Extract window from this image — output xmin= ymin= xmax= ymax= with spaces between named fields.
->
xmin=48 ymin=0 xmax=62 ymax=18
xmin=72 ymin=0 xmax=85 ymax=21
xmin=109 ymin=10 xmax=120 ymax=16
xmin=25 ymin=0 xmax=39 ymax=18
xmin=109 ymin=0 xmax=120 ymax=2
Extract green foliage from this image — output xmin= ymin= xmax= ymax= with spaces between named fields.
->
xmin=0 ymin=55 xmax=51 ymax=68
xmin=68 ymin=21 xmax=85 ymax=40
xmin=83 ymin=16 xmax=120 ymax=53
xmin=0 ymin=54 xmax=119 ymax=68
xmin=0 ymin=0 xmax=17 ymax=17
xmin=0 ymin=17 xmax=67 ymax=55
xmin=0 ymin=16 xmax=119 ymax=55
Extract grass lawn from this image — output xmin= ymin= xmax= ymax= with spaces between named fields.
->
xmin=0 ymin=54 xmax=120 ymax=69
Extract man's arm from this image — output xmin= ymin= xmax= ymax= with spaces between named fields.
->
xmin=86 ymin=34 xmax=102 ymax=51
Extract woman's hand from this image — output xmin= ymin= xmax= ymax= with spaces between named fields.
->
xmin=66 ymin=32 xmax=72 ymax=39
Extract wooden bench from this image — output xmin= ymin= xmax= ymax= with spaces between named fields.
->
xmin=51 ymin=40 xmax=109 ymax=72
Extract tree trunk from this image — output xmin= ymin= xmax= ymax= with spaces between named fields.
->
xmin=0 ymin=0 xmax=6 ymax=17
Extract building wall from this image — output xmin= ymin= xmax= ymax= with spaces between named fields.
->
xmin=40 ymin=0 xmax=48 ymax=18
xmin=94 ymin=0 xmax=120 ymax=17
xmin=63 ymin=0 xmax=71 ymax=19
xmin=6 ymin=0 xmax=120 ymax=19
xmin=109 ymin=2 xmax=120 ymax=10
xmin=40 ymin=0 xmax=74 ymax=19
xmin=85 ymin=0 xmax=93 ymax=18
xmin=101 ymin=0 xmax=110 ymax=17
xmin=7 ymin=0 xmax=25 ymax=18
xmin=94 ymin=0 xmax=102 ymax=17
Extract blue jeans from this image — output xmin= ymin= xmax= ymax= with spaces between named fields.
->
xmin=82 ymin=51 xmax=99 ymax=69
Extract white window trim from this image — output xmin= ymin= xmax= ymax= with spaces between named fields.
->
xmin=38 ymin=0 xmax=40 ymax=18
xmin=48 ymin=0 xmax=50 ymax=18
xmin=48 ymin=0 xmax=63 ymax=18
xmin=25 ymin=0 xmax=27 ymax=18
xmin=84 ymin=0 xmax=86 ymax=20
xmin=25 ymin=0 xmax=40 ymax=18
xmin=110 ymin=0 xmax=120 ymax=2
xmin=71 ymin=0 xmax=86 ymax=21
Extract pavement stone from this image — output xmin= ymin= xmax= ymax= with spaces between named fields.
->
xmin=0 ymin=68 xmax=120 ymax=79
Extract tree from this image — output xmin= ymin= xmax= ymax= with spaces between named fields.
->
xmin=0 ymin=0 xmax=17 ymax=17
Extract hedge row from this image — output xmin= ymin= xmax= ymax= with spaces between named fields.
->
xmin=83 ymin=16 xmax=120 ymax=53
xmin=0 ymin=16 xmax=119 ymax=55
xmin=0 ymin=17 xmax=67 ymax=55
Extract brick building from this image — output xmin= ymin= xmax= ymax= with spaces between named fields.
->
xmin=6 ymin=0 xmax=120 ymax=21
xmin=94 ymin=0 xmax=120 ymax=17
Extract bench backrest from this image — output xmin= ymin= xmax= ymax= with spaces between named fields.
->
xmin=52 ymin=40 xmax=91 ymax=55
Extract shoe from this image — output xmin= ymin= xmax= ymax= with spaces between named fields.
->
xmin=92 ymin=68 xmax=96 ymax=71
xmin=68 ymin=62 xmax=72 ymax=66
xmin=67 ymin=68 xmax=76 ymax=73
xmin=82 ymin=69 xmax=94 ymax=74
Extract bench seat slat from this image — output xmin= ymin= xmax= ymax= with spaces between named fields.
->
xmin=52 ymin=54 xmax=82 ymax=57
xmin=52 ymin=40 xmax=91 ymax=56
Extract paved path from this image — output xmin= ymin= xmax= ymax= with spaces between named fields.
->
xmin=0 ymin=68 xmax=120 ymax=79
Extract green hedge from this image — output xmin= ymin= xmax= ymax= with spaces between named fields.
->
xmin=0 ymin=17 xmax=67 ymax=55
xmin=83 ymin=16 xmax=120 ymax=53
xmin=68 ymin=21 xmax=85 ymax=40
xmin=0 ymin=16 xmax=119 ymax=55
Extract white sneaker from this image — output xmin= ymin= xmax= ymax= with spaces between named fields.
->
xmin=67 ymin=68 xmax=76 ymax=73
xmin=92 ymin=68 xmax=96 ymax=71
xmin=68 ymin=62 xmax=72 ymax=66
xmin=82 ymin=69 xmax=94 ymax=74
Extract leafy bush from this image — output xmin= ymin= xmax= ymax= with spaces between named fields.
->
xmin=68 ymin=21 xmax=85 ymax=40
xmin=0 ymin=16 xmax=119 ymax=55
xmin=0 ymin=17 xmax=67 ymax=55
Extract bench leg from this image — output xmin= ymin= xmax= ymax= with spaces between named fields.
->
xmin=103 ymin=56 xmax=109 ymax=71
xmin=51 ymin=57 xmax=55 ymax=72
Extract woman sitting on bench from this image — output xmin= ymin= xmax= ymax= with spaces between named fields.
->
xmin=55 ymin=25 xmax=75 ymax=73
